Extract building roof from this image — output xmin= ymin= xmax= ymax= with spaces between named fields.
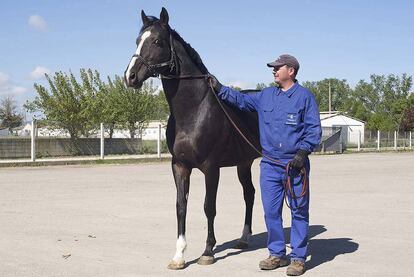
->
xmin=319 ymin=111 xmax=366 ymax=124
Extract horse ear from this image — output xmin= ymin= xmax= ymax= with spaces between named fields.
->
xmin=159 ymin=7 xmax=169 ymax=25
xmin=141 ymin=10 xmax=149 ymax=25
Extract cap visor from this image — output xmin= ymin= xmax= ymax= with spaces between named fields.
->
xmin=267 ymin=61 xmax=284 ymax=68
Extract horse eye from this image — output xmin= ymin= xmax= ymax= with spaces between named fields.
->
xmin=154 ymin=39 xmax=161 ymax=45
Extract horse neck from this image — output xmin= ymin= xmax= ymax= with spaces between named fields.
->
xmin=162 ymin=37 xmax=211 ymax=122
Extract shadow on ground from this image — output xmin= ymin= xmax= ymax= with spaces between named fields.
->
xmin=185 ymin=225 xmax=359 ymax=271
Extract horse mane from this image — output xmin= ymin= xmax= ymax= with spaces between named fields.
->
xmin=141 ymin=18 xmax=209 ymax=74
xmin=170 ymin=29 xmax=209 ymax=74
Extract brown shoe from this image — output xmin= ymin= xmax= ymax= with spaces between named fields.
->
xmin=286 ymin=260 xmax=306 ymax=276
xmin=259 ymin=255 xmax=288 ymax=270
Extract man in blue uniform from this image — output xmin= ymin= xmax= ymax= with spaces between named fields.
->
xmin=210 ymin=54 xmax=321 ymax=276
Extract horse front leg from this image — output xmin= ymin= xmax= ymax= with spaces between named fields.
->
xmin=167 ymin=159 xmax=192 ymax=270
xmin=198 ymin=166 xmax=220 ymax=265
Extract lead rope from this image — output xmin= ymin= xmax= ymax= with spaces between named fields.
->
xmin=206 ymin=77 xmax=309 ymax=210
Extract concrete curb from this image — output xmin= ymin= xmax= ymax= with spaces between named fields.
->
xmin=0 ymin=154 xmax=172 ymax=168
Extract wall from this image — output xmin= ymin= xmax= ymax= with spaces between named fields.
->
xmin=0 ymin=138 xmax=142 ymax=159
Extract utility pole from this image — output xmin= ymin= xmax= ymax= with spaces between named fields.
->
xmin=328 ymin=81 xmax=332 ymax=114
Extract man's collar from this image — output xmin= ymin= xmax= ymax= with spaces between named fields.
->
xmin=276 ymin=80 xmax=299 ymax=97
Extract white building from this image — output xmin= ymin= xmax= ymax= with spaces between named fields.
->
xmin=16 ymin=122 xmax=70 ymax=137
xmin=15 ymin=120 xmax=167 ymax=140
xmin=110 ymin=120 xmax=166 ymax=140
xmin=320 ymin=111 xmax=365 ymax=145
xmin=141 ymin=120 xmax=167 ymax=140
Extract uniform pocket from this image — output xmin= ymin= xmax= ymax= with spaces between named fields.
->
xmin=262 ymin=107 xmax=274 ymax=124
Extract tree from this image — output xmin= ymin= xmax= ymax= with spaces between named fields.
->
xmin=97 ymin=76 xmax=123 ymax=138
xmin=341 ymin=79 xmax=377 ymax=124
xmin=152 ymin=90 xmax=169 ymax=122
xmin=400 ymin=105 xmax=414 ymax=131
xmin=302 ymin=78 xmax=352 ymax=113
xmin=229 ymin=85 xmax=242 ymax=91
xmin=108 ymin=76 xmax=157 ymax=138
xmin=400 ymin=93 xmax=414 ymax=131
xmin=366 ymin=112 xmax=395 ymax=131
xmin=335 ymin=74 xmax=413 ymax=131
xmin=0 ymin=96 xmax=23 ymax=132
xmin=255 ymin=83 xmax=267 ymax=90
xmin=25 ymin=69 xmax=99 ymax=139
xmin=78 ymin=68 xmax=106 ymax=136
xmin=362 ymin=74 xmax=412 ymax=131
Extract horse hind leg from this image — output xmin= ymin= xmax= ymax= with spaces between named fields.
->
xmin=235 ymin=160 xmax=255 ymax=249
xmin=167 ymin=160 xmax=191 ymax=270
xmin=198 ymin=166 xmax=220 ymax=265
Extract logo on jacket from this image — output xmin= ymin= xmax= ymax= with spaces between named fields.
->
xmin=286 ymin=113 xmax=297 ymax=125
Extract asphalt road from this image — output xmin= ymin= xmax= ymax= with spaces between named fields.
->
xmin=1 ymin=152 xmax=413 ymax=277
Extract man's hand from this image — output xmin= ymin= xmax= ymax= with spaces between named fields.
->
xmin=290 ymin=149 xmax=310 ymax=170
xmin=208 ymin=74 xmax=223 ymax=93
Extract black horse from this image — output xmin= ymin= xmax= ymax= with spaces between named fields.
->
xmin=125 ymin=8 xmax=261 ymax=269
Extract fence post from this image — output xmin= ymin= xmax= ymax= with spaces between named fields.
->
xmin=157 ymin=123 xmax=161 ymax=158
xmin=410 ymin=131 xmax=412 ymax=150
xmin=377 ymin=130 xmax=380 ymax=151
xmin=404 ymin=131 xmax=407 ymax=149
xmin=394 ymin=131 xmax=397 ymax=150
xmin=100 ymin=123 xmax=104 ymax=160
xmin=31 ymin=119 xmax=36 ymax=162
xmin=357 ymin=130 xmax=361 ymax=151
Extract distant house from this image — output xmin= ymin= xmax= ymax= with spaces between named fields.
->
xmin=15 ymin=122 xmax=33 ymax=137
xmin=15 ymin=122 xmax=70 ymax=137
xmin=1 ymin=122 xmax=31 ymax=137
xmin=110 ymin=120 xmax=166 ymax=140
xmin=141 ymin=120 xmax=167 ymax=140
xmin=320 ymin=111 xmax=365 ymax=145
xmin=14 ymin=120 xmax=167 ymax=140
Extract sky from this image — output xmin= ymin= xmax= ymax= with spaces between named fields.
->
xmin=1 ymin=0 xmax=414 ymax=110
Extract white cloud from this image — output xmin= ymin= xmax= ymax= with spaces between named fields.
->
xmin=11 ymin=86 xmax=28 ymax=94
xmin=28 ymin=15 xmax=48 ymax=32
xmin=29 ymin=66 xmax=51 ymax=80
xmin=0 ymin=72 xmax=28 ymax=97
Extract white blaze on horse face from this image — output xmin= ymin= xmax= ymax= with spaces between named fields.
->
xmin=126 ymin=30 xmax=152 ymax=82
xmin=172 ymin=235 xmax=187 ymax=262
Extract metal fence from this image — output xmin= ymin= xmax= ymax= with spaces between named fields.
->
xmin=314 ymin=127 xmax=413 ymax=153
xmin=1 ymin=121 xmax=413 ymax=161
xmin=356 ymin=130 xmax=413 ymax=151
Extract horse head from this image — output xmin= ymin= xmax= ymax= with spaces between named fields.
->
xmin=124 ymin=7 xmax=174 ymax=88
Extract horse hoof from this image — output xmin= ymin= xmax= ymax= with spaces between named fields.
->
xmin=235 ymin=240 xmax=248 ymax=249
xmin=167 ymin=259 xmax=185 ymax=270
xmin=197 ymin=255 xmax=215 ymax=265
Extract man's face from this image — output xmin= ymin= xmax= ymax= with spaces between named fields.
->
xmin=272 ymin=65 xmax=295 ymax=84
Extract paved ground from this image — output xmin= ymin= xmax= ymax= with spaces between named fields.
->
xmin=1 ymin=152 xmax=413 ymax=277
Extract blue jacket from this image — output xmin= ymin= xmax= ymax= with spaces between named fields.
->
xmin=218 ymin=82 xmax=322 ymax=160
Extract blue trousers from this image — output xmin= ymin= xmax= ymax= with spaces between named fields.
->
xmin=260 ymin=158 xmax=310 ymax=262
